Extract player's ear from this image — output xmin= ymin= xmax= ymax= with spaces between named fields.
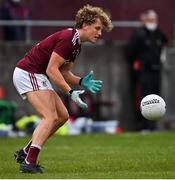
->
xmin=82 ymin=23 xmax=89 ymax=30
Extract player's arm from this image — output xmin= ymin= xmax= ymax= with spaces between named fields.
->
xmin=60 ymin=63 xmax=103 ymax=94
xmin=60 ymin=62 xmax=81 ymax=85
xmin=46 ymin=51 xmax=71 ymax=94
xmin=46 ymin=52 xmax=87 ymax=109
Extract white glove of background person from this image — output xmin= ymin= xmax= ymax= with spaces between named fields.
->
xmin=68 ymin=90 xmax=88 ymax=109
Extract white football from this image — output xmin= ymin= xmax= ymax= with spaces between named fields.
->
xmin=140 ymin=94 xmax=166 ymax=121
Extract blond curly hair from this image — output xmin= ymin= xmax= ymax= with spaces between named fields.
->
xmin=75 ymin=4 xmax=113 ymax=32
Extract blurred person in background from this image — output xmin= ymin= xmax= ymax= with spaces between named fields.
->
xmin=13 ymin=4 xmax=113 ymax=173
xmin=127 ymin=10 xmax=168 ymax=132
xmin=0 ymin=82 xmax=17 ymax=136
xmin=0 ymin=0 xmax=30 ymax=41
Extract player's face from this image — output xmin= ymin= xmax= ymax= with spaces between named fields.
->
xmin=83 ymin=18 xmax=103 ymax=43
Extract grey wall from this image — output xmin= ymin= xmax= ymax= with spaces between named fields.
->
xmin=75 ymin=43 xmax=135 ymax=130
xmin=0 ymin=42 xmax=136 ymax=130
xmin=159 ymin=48 xmax=175 ymax=130
xmin=2 ymin=43 xmax=175 ymax=131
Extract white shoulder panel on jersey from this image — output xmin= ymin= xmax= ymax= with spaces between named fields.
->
xmin=72 ymin=29 xmax=80 ymax=45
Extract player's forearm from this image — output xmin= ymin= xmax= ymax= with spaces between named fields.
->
xmin=62 ymin=71 xmax=81 ymax=85
xmin=46 ymin=68 xmax=71 ymax=94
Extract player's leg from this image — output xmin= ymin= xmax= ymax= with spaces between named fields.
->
xmin=48 ymin=91 xmax=69 ymax=136
xmin=23 ymin=92 xmax=68 ymax=150
xmin=15 ymin=92 xmax=69 ymax=164
xmin=20 ymin=90 xmax=68 ymax=173
xmin=26 ymin=89 xmax=68 ymax=158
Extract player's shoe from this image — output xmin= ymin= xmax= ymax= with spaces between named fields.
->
xmin=20 ymin=161 xmax=43 ymax=173
xmin=14 ymin=149 xmax=27 ymax=163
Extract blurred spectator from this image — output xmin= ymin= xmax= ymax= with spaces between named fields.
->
xmin=0 ymin=83 xmax=5 ymax=99
xmin=0 ymin=84 xmax=17 ymax=135
xmin=0 ymin=0 xmax=30 ymax=41
xmin=127 ymin=10 xmax=168 ymax=131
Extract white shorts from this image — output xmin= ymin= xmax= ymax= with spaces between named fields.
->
xmin=13 ymin=67 xmax=54 ymax=99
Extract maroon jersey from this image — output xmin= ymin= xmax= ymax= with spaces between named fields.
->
xmin=17 ymin=28 xmax=81 ymax=74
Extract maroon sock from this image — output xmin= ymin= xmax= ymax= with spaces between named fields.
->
xmin=23 ymin=140 xmax=32 ymax=154
xmin=25 ymin=145 xmax=41 ymax=165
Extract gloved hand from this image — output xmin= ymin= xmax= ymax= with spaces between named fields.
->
xmin=80 ymin=71 xmax=103 ymax=93
xmin=68 ymin=90 xmax=88 ymax=109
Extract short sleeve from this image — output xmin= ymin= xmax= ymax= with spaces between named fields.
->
xmin=54 ymin=40 xmax=73 ymax=60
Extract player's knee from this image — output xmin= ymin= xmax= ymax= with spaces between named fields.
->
xmin=59 ymin=113 xmax=69 ymax=125
xmin=48 ymin=116 xmax=59 ymax=125
xmin=49 ymin=113 xmax=69 ymax=126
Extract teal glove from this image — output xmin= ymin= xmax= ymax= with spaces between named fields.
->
xmin=69 ymin=90 xmax=88 ymax=109
xmin=80 ymin=71 xmax=103 ymax=93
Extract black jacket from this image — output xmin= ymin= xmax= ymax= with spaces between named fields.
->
xmin=127 ymin=26 xmax=168 ymax=71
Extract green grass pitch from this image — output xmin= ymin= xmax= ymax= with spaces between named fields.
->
xmin=0 ymin=132 xmax=175 ymax=179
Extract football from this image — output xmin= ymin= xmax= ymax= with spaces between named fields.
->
xmin=140 ymin=94 xmax=166 ymax=121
